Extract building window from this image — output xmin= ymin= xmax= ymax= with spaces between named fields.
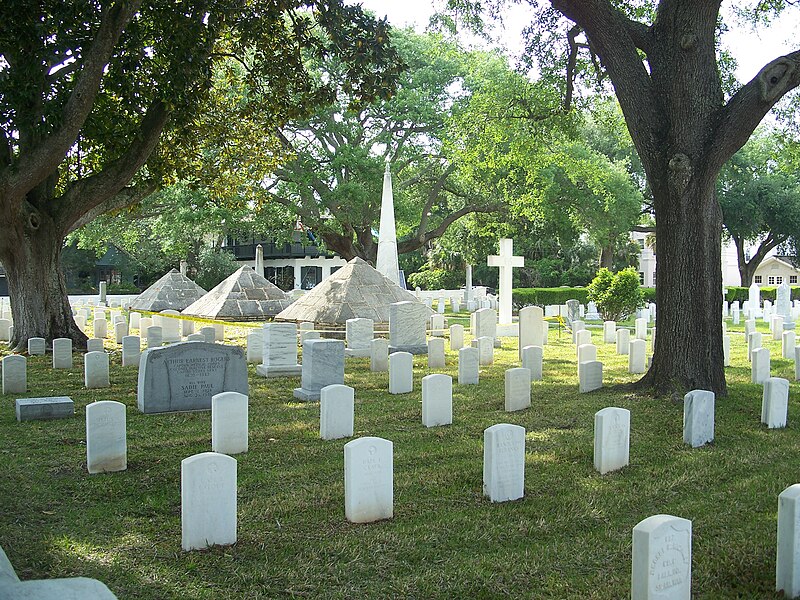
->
xmin=769 ymin=276 xmax=776 ymax=285
xmin=637 ymin=239 xmax=645 ymax=249
xmin=778 ymin=276 xmax=784 ymax=284
xmin=791 ymin=276 xmax=797 ymax=284
xmin=755 ymin=275 xmax=762 ymax=284
xmin=639 ymin=272 xmax=645 ymax=285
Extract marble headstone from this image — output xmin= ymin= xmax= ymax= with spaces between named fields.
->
xmin=211 ymin=391 xmax=249 ymax=455
xmin=388 ymin=301 xmax=428 ymax=354
xmin=344 ymin=437 xmax=393 ymax=523
xmin=683 ymin=390 xmax=715 ymax=448
xmin=421 ymin=374 xmax=452 ymax=427
xmin=483 ymin=423 xmax=525 ymax=503
xmin=594 ymin=407 xmax=630 ymax=474
xmin=86 ymin=400 xmax=127 ymax=474
xmin=181 ymin=452 xmax=237 ymax=551
xmin=320 ymin=384 xmax=355 ymax=440
xmin=632 ymin=514 xmax=692 ymax=600
xmin=2 ymin=354 xmax=26 ymax=395
xmin=294 ymin=339 xmax=345 ymax=401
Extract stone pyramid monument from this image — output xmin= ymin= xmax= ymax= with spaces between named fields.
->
xmin=128 ymin=269 xmax=207 ymax=312
xmin=182 ymin=265 xmax=292 ymax=321
xmin=274 ymin=257 xmax=425 ymax=326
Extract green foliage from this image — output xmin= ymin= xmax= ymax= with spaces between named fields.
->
xmin=406 ymin=266 xmax=464 ymax=291
xmin=587 ymin=267 xmax=643 ymax=321
xmin=194 ymin=248 xmax=239 ymax=291
xmin=512 ymin=287 xmax=589 ymax=308
xmin=723 ymin=286 xmax=800 ymax=303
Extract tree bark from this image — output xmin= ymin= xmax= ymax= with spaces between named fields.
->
xmin=1 ymin=206 xmax=87 ymax=352
xmin=599 ymin=244 xmax=614 ymax=269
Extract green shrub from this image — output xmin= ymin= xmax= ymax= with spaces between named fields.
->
xmin=587 ymin=267 xmax=643 ymax=321
xmin=512 ymin=287 xmax=589 ymax=309
xmin=195 ymin=248 xmax=239 ymax=291
xmin=406 ymin=266 xmax=463 ymax=291
xmin=641 ymin=287 xmax=656 ymax=304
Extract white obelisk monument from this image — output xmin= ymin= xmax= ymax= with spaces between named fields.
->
xmin=376 ymin=160 xmax=400 ymax=285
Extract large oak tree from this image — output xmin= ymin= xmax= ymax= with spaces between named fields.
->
xmin=0 ymin=0 xmax=402 ymax=352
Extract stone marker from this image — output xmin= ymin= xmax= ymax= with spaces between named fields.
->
xmin=160 ymin=310 xmax=182 ymax=342
xmin=186 ymin=333 xmax=205 ymax=342
xmin=748 ymin=331 xmax=763 ymax=361
xmin=129 ymin=312 xmax=141 ymax=330
xmin=518 ymin=306 xmax=544 ymax=358
xmin=683 ymin=390 xmax=715 ymax=448
xmin=458 ymin=346 xmax=479 ymax=385
xmin=138 ymin=342 xmax=248 ymax=414
xmin=504 ymin=367 xmax=531 ymax=412
xmin=86 ymin=337 xmax=104 ymax=353
xmin=245 ymin=329 xmax=263 ymax=364
xmin=577 ymin=343 xmax=597 ymax=380
xmin=256 ymin=323 xmax=302 ymax=378
xmin=487 ymin=238 xmax=524 ymax=325
xmin=345 ymin=318 xmax=374 ymax=357
xmin=629 ymin=339 xmax=647 ymax=374
xmin=370 ymin=338 xmax=389 ymax=372
xmin=784 ymin=331 xmax=797 ymax=360
xmin=449 ymin=323 xmax=464 ymax=351
xmin=181 ymin=318 xmax=195 ymax=337
xmin=521 ymin=345 xmax=543 ymax=381
xmin=427 ymin=337 xmax=445 ymax=369
xmin=2 ymin=354 xmax=26 ymax=395
xmin=777 ymin=484 xmax=800 ymax=598
xmin=723 ymin=335 xmax=731 ymax=367
xmin=603 ymin=321 xmax=616 ymax=344
xmin=566 ymin=299 xmax=581 ymax=324
xmin=430 ymin=313 xmax=446 ymax=337
xmin=476 ymin=336 xmax=494 ymax=365
xmin=294 ymin=339 xmax=345 ymax=401
xmin=213 ymin=323 xmax=225 ymax=341
xmin=199 ymin=326 xmax=216 ymax=343
xmin=93 ymin=316 xmax=108 ymax=339
xmin=86 ymin=400 xmax=127 ymax=474
xmin=211 ymin=391 xmax=249 ymax=455
xmin=634 ymin=317 xmax=647 ymax=340
xmin=773 ymin=316 xmax=785 ymax=341
xmin=181 ymin=452 xmax=237 ymax=551
xmin=0 ymin=318 xmax=11 ymax=341
xmin=27 ymin=337 xmax=45 ymax=356
xmin=483 ymin=423 xmax=525 ymax=503
xmin=752 ymin=347 xmax=770 ymax=384
xmin=762 ymin=377 xmax=789 ymax=429
xmin=632 ymin=514 xmax=692 ymax=600
xmin=320 ymin=384 xmax=355 ymax=440
xmin=616 ymin=328 xmax=630 ymax=355
xmin=795 ymin=347 xmax=800 ymax=381
xmin=421 ymin=374 xmax=452 ymax=427
xmin=579 ymin=360 xmax=603 ymax=393
xmin=146 ymin=325 xmax=164 ymax=349
xmin=84 ymin=351 xmax=110 ymax=389
xmin=15 ymin=396 xmax=74 ymax=421
xmin=473 ymin=308 xmax=498 ymax=347
xmin=437 ymin=295 xmax=446 ymax=314
xmin=113 ymin=321 xmax=128 ymax=344
xmin=593 ymin=407 xmax=630 ymax=474
xmin=52 ymin=338 xmax=72 ymax=369
xmin=344 ymin=436 xmax=393 ymax=523
xmin=575 ymin=329 xmax=591 ymax=347
xmin=389 ymin=351 xmax=413 ymax=394
xmin=388 ymin=301 xmax=428 ymax=354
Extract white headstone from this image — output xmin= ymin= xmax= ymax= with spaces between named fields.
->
xmin=773 ymin=316 xmax=785 ymax=341
xmin=487 ymin=238 xmax=524 ymax=325
xmin=579 ymin=360 xmax=603 ymax=393
xmin=86 ymin=400 xmax=127 ymax=474
xmin=181 ymin=318 xmax=194 ymax=337
xmin=213 ymin=323 xmax=225 ymax=342
xmin=52 ymin=338 xmax=72 ymax=369
xmin=146 ymin=325 xmax=163 ymax=349
xmin=785 ymin=331 xmax=797 ymax=360
xmin=748 ymin=330 xmax=762 ymax=361
xmin=504 ymin=367 xmax=531 ymax=412
xmin=752 ymin=347 xmax=770 ymax=384
xmin=458 ymin=346 xmax=479 ymax=385
xmin=577 ymin=343 xmax=597 ymax=380
xmin=370 ymin=338 xmax=389 ymax=372
xmin=427 ymin=337 xmax=446 ymax=369
xmin=344 ymin=436 xmax=393 ymax=523
xmin=521 ymin=345 xmax=543 ymax=381
xmin=320 ymin=384 xmax=355 ymax=440
xmin=0 ymin=319 xmax=11 ymax=341
xmin=93 ymin=317 xmax=108 ymax=339
xmin=181 ymin=452 xmax=237 ymax=551
xmin=476 ymin=336 xmax=494 ymax=366
xmin=2 ymin=355 xmax=26 ymax=394
xmin=518 ymin=306 xmax=544 ymax=359
xmin=389 ymin=351 xmax=413 ymax=394
xmin=749 ymin=282 xmax=762 ymax=314
xmin=199 ymin=326 xmax=216 ymax=344
xmin=129 ymin=312 xmax=141 ymax=330
xmin=346 ymin=318 xmax=374 ymax=357
xmin=388 ymin=301 xmax=428 ymax=354
xmin=211 ymin=391 xmax=248 ymax=455
xmin=762 ymin=377 xmax=789 ymax=429
xmin=113 ymin=321 xmax=128 ymax=344
xmin=632 ymin=514 xmax=692 ymax=600
xmin=294 ymin=339 xmax=345 ymax=401
xmin=27 ymin=337 xmax=45 ymax=355
xmin=86 ymin=337 xmax=104 ymax=353
xmin=575 ymin=329 xmax=591 ymax=348
xmin=777 ymin=484 xmax=800 ymax=598
xmin=421 ymin=374 xmax=453 ymax=427
xmin=723 ymin=334 xmax=731 ymax=366
xmin=585 ymin=301 xmax=601 ymax=320
xmin=257 ymin=323 xmax=302 ymax=377
xmin=629 ymin=339 xmax=647 ymax=374
xmin=139 ymin=317 xmax=153 ymax=334
xmin=634 ymin=317 xmax=647 ymax=340
xmin=430 ymin=313 xmax=446 ymax=337
xmin=449 ymin=324 xmax=464 ymax=351
xmin=593 ymin=407 xmax=630 ymax=474
xmin=84 ymin=351 xmax=110 ymax=389
xmin=473 ymin=308 xmax=498 ymax=346
xmin=483 ymin=423 xmax=525 ymax=502
xmin=246 ymin=330 xmax=263 ymax=364
xmin=571 ymin=320 xmax=585 ymax=343
xmin=603 ymin=321 xmax=616 ymax=344
xmin=121 ymin=335 xmax=141 ymax=367
xmin=683 ymin=390 xmax=715 ymax=448
xmin=437 ymin=296 xmax=446 ymax=314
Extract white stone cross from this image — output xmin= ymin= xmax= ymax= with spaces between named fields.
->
xmin=487 ymin=238 xmax=524 ymax=325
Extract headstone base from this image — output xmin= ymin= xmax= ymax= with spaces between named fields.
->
xmin=15 ymin=397 xmax=74 ymax=421
xmin=256 ymin=364 xmax=302 ymax=378
xmin=496 ymin=323 xmax=519 ymax=337
xmin=293 ymin=387 xmax=322 ymax=401
xmin=389 ymin=344 xmax=428 ymax=355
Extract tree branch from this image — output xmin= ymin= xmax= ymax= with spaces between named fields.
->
xmin=708 ymin=50 xmax=800 ymax=174
xmin=4 ymin=0 xmax=141 ymax=198
xmin=66 ymin=181 xmax=158 ymax=234
xmin=397 ymin=202 xmax=504 ymax=254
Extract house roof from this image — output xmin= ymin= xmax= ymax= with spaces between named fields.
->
xmin=756 ymin=256 xmax=800 ymax=273
xmin=128 ymin=269 xmax=207 ymax=312
xmin=181 ymin=265 xmax=292 ymax=321
xmin=273 ymin=257 xmax=429 ymax=326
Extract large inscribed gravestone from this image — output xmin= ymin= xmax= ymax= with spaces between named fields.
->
xmin=137 ymin=342 xmax=248 ymax=414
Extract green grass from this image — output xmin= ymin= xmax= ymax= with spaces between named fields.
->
xmin=0 ymin=316 xmax=797 ymax=598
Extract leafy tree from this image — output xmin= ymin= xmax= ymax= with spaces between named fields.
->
xmin=719 ymin=129 xmax=800 ymax=286
xmin=587 ymin=267 xmax=643 ymax=321
xmin=0 ymin=0 xmax=403 ymax=351
xmin=450 ymin=0 xmax=800 ymax=394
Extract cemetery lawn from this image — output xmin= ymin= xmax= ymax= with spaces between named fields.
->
xmin=0 ymin=321 xmax=797 ymax=598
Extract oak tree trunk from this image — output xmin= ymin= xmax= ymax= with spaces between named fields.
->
xmin=599 ymin=244 xmax=614 ymax=269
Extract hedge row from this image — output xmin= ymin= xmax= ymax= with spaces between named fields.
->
xmin=724 ymin=286 xmax=800 ymax=303
xmin=513 ymin=286 xmax=656 ymax=309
